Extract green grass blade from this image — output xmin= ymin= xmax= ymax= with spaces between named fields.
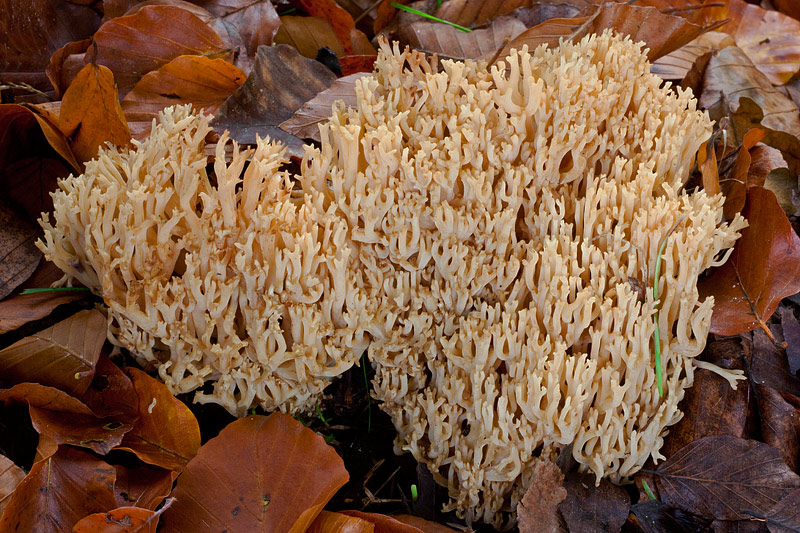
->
xmin=390 ymin=2 xmax=471 ymax=32
xmin=20 ymin=287 xmax=90 ymax=295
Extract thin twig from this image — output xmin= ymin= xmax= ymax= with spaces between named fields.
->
xmin=0 ymin=82 xmax=51 ymax=100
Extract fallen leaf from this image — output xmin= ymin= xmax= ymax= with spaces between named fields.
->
xmin=339 ymin=511 xmax=431 ymax=532
xmin=339 ymin=55 xmax=377 ymax=75
xmin=710 ymin=519 xmax=769 ymax=532
xmin=509 ymin=4 xmax=586 ymax=28
xmin=747 ymin=327 xmax=800 ymax=399
xmin=90 ymin=5 xmax=229 ymax=94
xmin=700 ymin=46 xmax=800 ymax=175
xmin=757 ymin=386 xmax=800 ymax=472
xmin=122 ymin=55 xmax=245 ymax=139
xmin=194 ymin=0 xmax=281 ymax=57
xmin=46 ymin=38 xmax=92 ymax=99
xmin=72 ymin=506 xmax=158 ymax=533
xmin=0 ymin=382 xmax=134 ymax=455
xmin=718 ymin=0 xmax=800 ymax=85
xmin=391 ymin=515 xmax=458 ymax=532
xmin=780 ymin=306 xmax=800 ymax=375
xmin=656 ymin=435 xmax=800 ymax=521
xmin=24 ymin=103 xmax=81 ymax=173
xmin=159 ymin=413 xmax=349 ymax=532
xmin=773 ymin=0 xmax=800 ymax=22
xmin=113 ymin=463 xmax=176 ymax=510
xmin=0 ymin=0 xmax=100 ymax=93
xmin=213 ymin=44 xmax=337 ymax=153
xmin=0 ymin=446 xmax=118 ymax=532
xmin=400 ymin=16 xmax=525 ymax=60
xmin=517 ymin=458 xmax=567 ymax=533
xmin=661 ymin=340 xmax=753 ymax=459
xmin=558 ymin=472 xmax=629 ymax=533
xmin=0 ymin=309 xmax=106 ymax=396
xmin=0 ymin=454 xmax=25 ymax=516
xmin=432 ymin=0 xmax=538 ymax=27
xmin=699 ymin=187 xmax=800 ymax=336
xmin=297 ymin=0 xmax=357 ymax=54
xmin=78 ymin=355 xmax=138 ymax=421
xmin=698 ymin=140 xmax=720 ymax=195
xmin=765 ymin=488 xmax=800 ymax=532
xmin=307 ymin=511 xmax=375 ymax=532
xmin=274 ymin=16 xmax=347 ymax=58
xmin=0 ymin=201 xmax=41 ymax=301
xmin=629 ymin=501 xmax=712 ymax=533
xmin=115 ymin=367 xmax=200 ymax=472
xmin=280 ymin=72 xmax=368 ymax=142
xmin=652 ymin=31 xmax=733 ymax=82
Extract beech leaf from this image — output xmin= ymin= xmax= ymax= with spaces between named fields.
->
xmin=274 ymin=16 xmax=346 ymax=59
xmin=0 ymin=200 xmax=41 ymax=301
xmin=115 ymin=367 xmax=200 ymax=472
xmin=296 ymin=0 xmax=357 ymax=54
xmin=113 ymin=463 xmax=176 ymax=511
xmin=0 ymin=446 xmax=118 ymax=533
xmin=517 ymin=458 xmax=567 ymax=533
xmin=0 ymin=454 xmax=25 ymax=516
xmin=765 ymin=488 xmax=800 ymax=533
xmin=558 ymin=472 xmax=629 ymax=533
xmin=655 ymin=435 xmax=800 ymax=520
xmin=59 ymin=63 xmax=131 ymax=164
xmin=400 ymin=17 xmax=525 ymax=60
xmin=699 ymin=186 xmax=800 ymax=337
xmin=159 ymin=413 xmax=349 ymax=532
xmin=339 ymin=510 xmax=434 ymax=532
xmin=307 ymin=511 xmax=375 ymax=533
xmin=0 ymin=309 xmax=106 ymax=396
xmin=72 ymin=506 xmax=158 ymax=533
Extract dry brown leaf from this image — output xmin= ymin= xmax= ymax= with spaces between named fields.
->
xmin=45 ymin=38 xmax=91 ymax=100
xmin=274 ymin=16 xmax=346 ymax=58
xmin=391 ymin=515 xmax=458 ymax=532
xmin=307 ymin=511 xmax=375 ymax=532
xmin=433 ymin=0 xmax=535 ymax=27
xmin=701 ymin=46 xmax=800 ymax=175
xmin=90 ymin=5 xmax=229 ymax=95
xmin=0 ymin=291 xmax=87 ymax=335
xmin=400 ymin=16 xmax=525 ymax=60
xmin=517 ymin=458 xmax=567 ymax=533
xmin=59 ymin=62 xmax=132 ymax=164
xmin=0 ymin=201 xmax=41 ymax=301
xmin=698 ymin=140 xmax=720 ymax=195
xmin=213 ymin=44 xmax=337 ymax=154
xmin=559 ymin=472 xmax=629 ymax=533
xmin=718 ymin=0 xmax=800 ymax=85
xmin=0 ymin=454 xmax=25 ymax=517
xmin=122 ymin=55 xmax=245 ymax=139
xmin=73 ymin=506 xmax=159 ymax=533
xmin=193 ymin=0 xmax=281 ymax=58
xmin=114 ymin=464 xmax=176 ymax=510
xmin=297 ymin=0 xmax=357 ymax=54
xmin=339 ymin=511 xmax=434 ymax=532
xmin=0 ymin=309 xmax=106 ymax=396
xmin=651 ymin=31 xmax=733 ymax=81
xmin=280 ymin=72 xmax=369 ymax=142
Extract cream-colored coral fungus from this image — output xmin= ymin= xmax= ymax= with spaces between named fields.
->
xmin=38 ymin=106 xmax=369 ymax=415
xmin=299 ymin=32 xmax=746 ymax=527
xmin=40 ymin=30 xmax=747 ymax=529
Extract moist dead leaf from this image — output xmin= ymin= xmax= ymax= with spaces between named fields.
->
xmin=780 ymin=306 xmax=800 ymax=375
xmin=90 ymin=5 xmax=229 ymax=95
xmin=72 ymin=506 xmax=158 ymax=533
xmin=115 ymin=367 xmax=200 ymax=472
xmin=59 ymin=62 xmax=131 ymax=164
xmin=0 ymin=201 xmax=41 ymax=300
xmin=280 ymin=72 xmax=368 ymax=142
xmin=158 ymin=413 xmax=349 ymax=532
xmin=756 ymin=386 xmax=800 ymax=472
xmin=747 ymin=327 xmax=800 ymax=399
xmin=0 ymin=453 xmax=25 ymax=516
xmin=629 ymin=501 xmax=712 ymax=533
xmin=0 ymin=309 xmax=106 ymax=396
xmin=699 ymin=187 xmax=800 ymax=337
xmin=0 ymin=446 xmax=118 ymax=532
xmin=122 ymin=55 xmax=245 ymax=139
xmin=558 ymin=472 xmax=629 ymax=533
xmin=401 ymin=16 xmax=525 ymax=60
xmin=517 ymin=458 xmax=567 ymax=533
xmin=213 ymin=44 xmax=337 ymax=154
xmin=764 ymin=488 xmax=800 ymax=532
xmin=274 ymin=16 xmax=347 ymax=58
xmin=655 ymin=435 xmax=800 ymax=520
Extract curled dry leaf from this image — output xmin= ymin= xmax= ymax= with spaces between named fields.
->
xmin=0 ymin=200 xmax=41 ymax=301
xmin=59 ymin=62 xmax=131 ymax=164
xmin=91 ymin=5 xmax=229 ymax=95
xmin=700 ymin=46 xmax=800 ymax=175
xmin=718 ymin=0 xmax=800 ymax=85
xmin=115 ymin=367 xmax=200 ymax=472
xmin=212 ymin=44 xmax=337 ymax=153
xmin=194 ymin=0 xmax=281 ymax=58
xmin=122 ymin=55 xmax=245 ymax=139
xmin=0 ymin=382 xmax=134 ymax=455
xmin=651 ymin=31 xmax=733 ymax=81
xmin=280 ymin=72 xmax=368 ymax=142
xmin=0 ymin=309 xmax=105 ymax=396
xmin=517 ymin=458 xmax=567 ymax=533
xmin=0 ymin=0 xmax=100 ymax=92
xmin=656 ymin=435 xmax=800 ymax=521
xmin=0 ymin=446 xmax=118 ymax=533
xmin=45 ymin=38 xmax=91 ymax=100
xmin=339 ymin=510 xmax=436 ymax=532
xmin=307 ymin=511 xmax=375 ymax=533
xmin=72 ymin=506 xmax=158 ymax=533
xmin=401 ymin=16 xmax=525 ymax=60
xmin=558 ymin=472 xmax=629 ymax=533
xmin=113 ymin=463 xmax=176 ymax=510
xmin=699 ymin=187 xmax=800 ymax=337
xmin=0 ymin=454 xmax=25 ymax=516
xmin=159 ymin=413 xmax=349 ymax=532
xmin=274 ymin=16 xmax=347 ymax=58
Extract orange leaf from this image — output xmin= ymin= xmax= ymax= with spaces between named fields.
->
xmin=159 ymin=413 xmax=349 ymax=532
xmin=340 ymin=511 xmax=439 ymax=532
xmin=73 ymin=507 xmax=158 ymax=533
xmin=122 ymin=55 xmax=245 ymax=139
xmin=90 ymin=5 xmax=229 ymax=94
xmin=115 ymin=367 xmax=201 ymax=472
xmin=308 ymin=511 xmax=375 ymax=533
xmin=59 ymin=62 xmax=131 ymax=164
xmin=46 ymin=38 xmax=92 ymax=100
xmin=114 ymin=463 xmax=176 ymax=510
xmin=0 ymin=454 xmax=25 ymax=516
xmin=297 ymin=0 xmax=356 ymax=54
xmin=724 ymin=128 xmax=767 ymax=218
xmin=699 ymin=186 xmax=800 ymax=336
xmin=0 ymin=447 xmax=118 ymax=533
xmin=275 ymin=16 xmax=346 ymax=58
xmin=697 ymin=141 xmax=720 ymax=196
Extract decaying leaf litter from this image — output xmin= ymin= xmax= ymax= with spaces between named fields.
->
xmin=3 ymin=0 xmax=800 ymax=531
